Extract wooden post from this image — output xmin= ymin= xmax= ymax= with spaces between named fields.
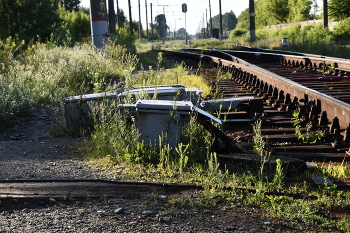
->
xmin=108 ymin=0 xmax=116 ymax=35
xmin=206 ymin=9 xmax=208 ymax=38
xmin=219 ymin=0 xmax=223 ymax=40
xmin=145 ymin=0 xmax=149 ymax=39
xmin=209 ymin=0 xmax=213 ymax=38
xmin=128 ymin=0 xmax=133 ymax=36
xmin=116 ymin=0 xmax=121 ymax=28
xmin=323 ymin=0 xmax=328 ymax=28
xmin=249 ymin=0 xmax=256 ymax=41
xmin=138 ymin=0 xmax=142 ymax=39
xmin=151 ymin=3 xmax=153 ymax=42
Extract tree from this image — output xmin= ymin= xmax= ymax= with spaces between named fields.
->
xmin=236 ymin=8 xmax=250 ymax=29
xmin=329 ymin=0 xmax=350 ymax=20
xmin=58 ymin=5 xmax=90 ymax=42
xmin=0 ymin=0 xmax=21 ymax=39
xmin=222 ymin=11 xmax=238 ymax=31
xmin=79 ymin=6 xmax=89 ymax=15
xmin=176 ymin=27 xmax=187 ymax=39
xmin=61 ymin=0 xmax=81 ymax=12
xmin=116 ymin=9 xmax=127 ymax=28
xmin=288 ymin=0 xmax=312 ymax=22
xmin=255 ymin=0 xmax=289 ymax=27
xmin=154 ymin=14 xmax=168 ymax=38
xmin=236 ymin=0 xmax=313 ymax=29
xmin=210 ymin=11 xmax=238 ymax=31
xmin=18 ymin=0 xmax=60 ymax=41
xmin=311 ymin=0 xmax=319 ymax=19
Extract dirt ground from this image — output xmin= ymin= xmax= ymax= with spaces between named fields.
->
xmin=0 ymin=107 xmax=340 ymax=232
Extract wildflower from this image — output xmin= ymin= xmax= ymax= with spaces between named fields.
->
xmin=196 ymin=90 xmax=203 ymax=96
xmin=200 ymin=101 xmax=205 ymax=108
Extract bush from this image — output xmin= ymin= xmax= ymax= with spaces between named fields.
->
xmin=229 ymin=28 xmax=249 ymax=39
xmin=111 ymin=26 xmax=137 ymax=54
xmin=48 ymin=6 xmax=90 ymax=47
xmin=332 ymin=17 xmax=350 ymax=44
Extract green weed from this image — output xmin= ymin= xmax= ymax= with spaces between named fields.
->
xmin=292 ymin=111 xmax=324 ymax=143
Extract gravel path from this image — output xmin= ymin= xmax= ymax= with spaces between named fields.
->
xmin=0 ymin=108 xmax=335 ymax=232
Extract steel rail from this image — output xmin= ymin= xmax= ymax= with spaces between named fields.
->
xmin=223 ymin=50 xmax=350 ymax=75
xmin=225 ymin=43 xmax=350 ymax=61
xmin=0 ymin=179 xmax=316 ymax=200
xmin=180 ymin=48 xmax=350 ymax=74
xmin=162 ymin=49 xmax=350 ymax=129
xmin=0 ymin=179 xmax=201 ymax=189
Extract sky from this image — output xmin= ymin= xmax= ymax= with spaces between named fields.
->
xmin=80 ymin=0 xmax=249 ymax=35
xmin=80 ymin=0 xmax=324 ymax=35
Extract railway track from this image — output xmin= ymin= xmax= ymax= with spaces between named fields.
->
xmin=3 ymin=47 xmax=350 ymax=199
xmin=2 ymin=47 xmax=350 ymax=230
xmin=163 ymin=48 xmax=350 ymax=183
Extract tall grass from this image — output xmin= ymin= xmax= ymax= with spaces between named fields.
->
xmin=0 ymin=39 xmax=137 ymax=128
xmin=135 ymin=63 xmax=211 ymax=97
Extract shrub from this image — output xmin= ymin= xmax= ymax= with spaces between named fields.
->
xmin=59 ymin=6 xmax=90 ymax=44
xmin=111 ymin=26 xmax=137 ymax=54
xmin=332 ymin=17 xmax=350 ymax=43
xmin=229 ymin=28 xmax=249 ymax=39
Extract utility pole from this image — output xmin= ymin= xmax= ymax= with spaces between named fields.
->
xmin=116 ymin=0 xmax=121 ymax=28
xmin=206 ymin=9 xmax=208 ymax=38
xmin=249 ymin=0 xmax=256 ymax=41
xmin=138 ymin=0 xmax=142 ymax=39
xmin=209 ymin=0 xmax=212 ymax=38
xmin=108 ymin=0 xmax=116 ymax=35
xmin=145 ymin=0 xmax=149 ymax=39
xmin=128 ymin=0 xmax=133 ymax=36
xmin=219 ymin=0 xmax=223 ymax=40
xmin=151 ymin=3 xmax=153 ymax=42
xmin=323 ymin=0 xmax=328 ymax=28
xmin=163 ymin=6 xmax=166 ymax=43
xmin=203 ymin=12 xmax=205 ymax=39
xmin=174 ymin=19 xmax=176 ymax=40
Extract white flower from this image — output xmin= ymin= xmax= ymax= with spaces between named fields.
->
xmin=200 ymin=101 xmax=205 ymax=108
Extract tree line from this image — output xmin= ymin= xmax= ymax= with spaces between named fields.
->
xmin=0 ymin=0 xmax=173 ymax=43
xmin=1 ymin=0 xmax=350 ymax=43
xmin=235 ymin=0 xmax=350 ymax=30
xmin=0 ymin=0 xmax=87 ymax=44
